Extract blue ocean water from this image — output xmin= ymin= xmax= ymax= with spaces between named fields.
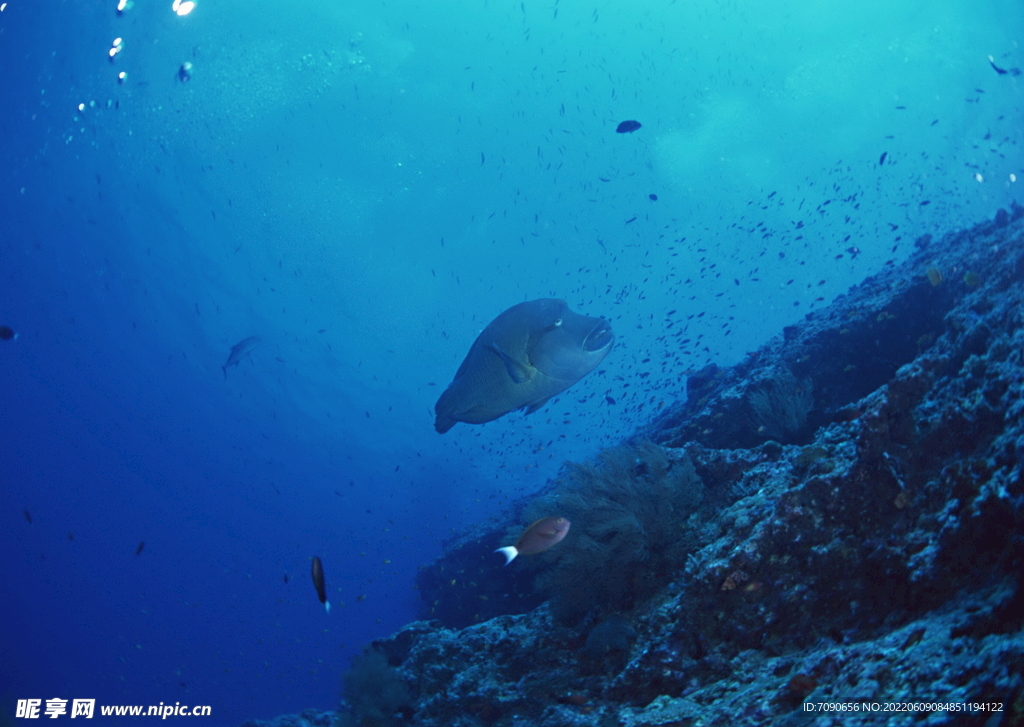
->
xmin=1 ymin=0 xmax=1020 ymax=724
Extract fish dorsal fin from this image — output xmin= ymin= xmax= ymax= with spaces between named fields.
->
xmin=489 ymin=343 xmax=531 ymax=383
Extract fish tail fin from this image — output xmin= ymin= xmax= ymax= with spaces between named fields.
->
xmin=494 ymin=546 xmax=518 ymax=565
xmin=324 ymin=601 xmax=331 ymax=614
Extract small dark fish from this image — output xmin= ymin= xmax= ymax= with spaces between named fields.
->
xmin=615 ymin=120 xmax=642 ymax=133
xmin=648 ymin=193 xmax=658 ymax=201
xmin=283 ymin=574 xmax=290 ymax=584
xmin=135 ymin=541 xmax=145 ymax=556
xmin=0 ymin=326 xmax=16 ymax=340
xmin=23 ymin=509 xmax=32 ymax=524
xmin=988 ymin=55 xmax=1020 ymax=76
xmin=605 ymin=395 xmax=616 ymax=405
xmin=222 ymin=336 xmax=261 ymax=378
xmin=311 ymin=556 xmax=330 ymax=613
xmin=878 ymin=152 xmax=887 ymax=166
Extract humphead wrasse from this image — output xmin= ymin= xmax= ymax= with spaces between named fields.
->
xmin=434 ymin=299 xmax=614 ymax=433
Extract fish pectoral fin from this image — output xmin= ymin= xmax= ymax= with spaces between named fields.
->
xmin=524 ymin=397 xmax=550 ymax=415
xmin=489 ymin=343 xmax=532 ymax=383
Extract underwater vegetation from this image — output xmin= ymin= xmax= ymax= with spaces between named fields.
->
xmin=746 ymin=366 xmax=814 ymax=443
xmin=522 ymin=441 xmax=704 ymax=623
xmin=582 ymin=614 xmax=637 ymax=657
xmin=335 ymin=646 xmax=413 ymax=727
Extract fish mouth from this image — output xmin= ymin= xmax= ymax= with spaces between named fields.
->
xmin=583 ymin=319 xmax=614 ymax=352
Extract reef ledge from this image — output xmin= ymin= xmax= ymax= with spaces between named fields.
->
xmin=247 ymin=206 xmax=1024 ymax=727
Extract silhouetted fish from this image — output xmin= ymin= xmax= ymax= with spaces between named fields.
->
xmin=0 ymin=326 xmax=16 ymax=340
xmin=222 ymin=336 xmax=261 ymax=378
xmin=988 ymin=55 xmax=1021 ymax=76
xmin=616 ymin=120 xmax=642 ymax=133
xmin=311 ymin=556 xmax=330 ymax=613
xmin=135 ymin=541 xmax=145 ymax=556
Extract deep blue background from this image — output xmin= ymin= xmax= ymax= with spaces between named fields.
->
xmin=2 ymin=0 xmax=1021 ymax=724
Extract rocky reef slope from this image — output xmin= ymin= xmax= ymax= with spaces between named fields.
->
xmin=246 ymin=207 xmax=1024 ymax=727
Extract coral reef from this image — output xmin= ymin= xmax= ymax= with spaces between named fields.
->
xmin=239 ymin=710 xmax=335 ymax=727
xmin=335 ymin=645 xmax=413 ymax=727
xmin=248 ymin=206 xmax=1024 ymax=726
xmin=523 ymin=441 xmax=704 ymax=622
xmin=746 ymin=366 xmax=814 ymax=443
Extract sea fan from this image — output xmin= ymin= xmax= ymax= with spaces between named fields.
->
xmin=748 ymin=367 xmax=814 ymax=443
xmin=525 ymin=441 xmax=703 ymax=622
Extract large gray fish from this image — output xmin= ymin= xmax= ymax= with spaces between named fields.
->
xmin=434 ymin=299 xmax=614 ymax=433
xmin=222 ymin=336 xmax=261 ymax=378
